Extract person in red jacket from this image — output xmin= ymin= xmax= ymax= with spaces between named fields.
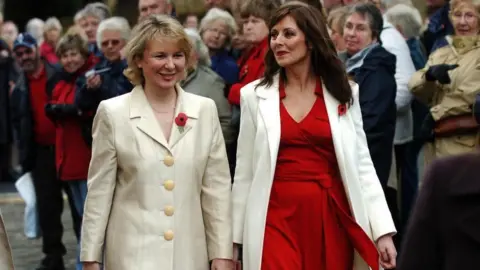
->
xmin=228 ymin=0 xmax=282 ymax=106
xmin=40 ymin=17 xmax=63 ymax=65
xmin=44 ymin=31 xmax=98 ymax=270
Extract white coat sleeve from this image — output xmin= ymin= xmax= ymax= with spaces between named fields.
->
xmin=352 ymin=85 xmax=397 ymax=241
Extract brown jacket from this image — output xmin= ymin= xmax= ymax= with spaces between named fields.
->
xmin=397 ymin=152 xmax=480 ymax=270
xmin=0 ymin=213 xmax=14 ymax=270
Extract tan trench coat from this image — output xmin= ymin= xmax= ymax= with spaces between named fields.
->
xmin=0 ymin=212 xmax=14 ymax=270
xmin=408 ymin=35 xmax=480 ymax=165
xmin=80 ymin=85 xmax=233 ymax=270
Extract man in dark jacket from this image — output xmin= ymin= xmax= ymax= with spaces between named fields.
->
xmin=10 ymin=33 xmax=66 ymax=270
xmin=0 ymin=38 xmax=18 ymax=183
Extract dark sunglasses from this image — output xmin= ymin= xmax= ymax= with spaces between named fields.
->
xmin=101 ymin=39 xmax=120 ymax=47
xmin=15 ymin=48 xmax=33 ymax=58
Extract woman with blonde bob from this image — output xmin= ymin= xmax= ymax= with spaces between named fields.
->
xmin=80 ymin=15 xmax=233 ymax=270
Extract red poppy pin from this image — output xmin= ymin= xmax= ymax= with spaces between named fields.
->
xmin=175 ymin=112 xmax=188 ymax=132
xmin=338 ymin=104 xmax=347 ymax=116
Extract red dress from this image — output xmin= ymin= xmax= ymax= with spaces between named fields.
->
xmin=261 ymin=80 xmax=379 ymax=270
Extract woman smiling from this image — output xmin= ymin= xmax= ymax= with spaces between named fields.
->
xmin=409 ymin=0 xmax=480 ymax=165
xmin=80 ymin=15 xmax=233 ymax=270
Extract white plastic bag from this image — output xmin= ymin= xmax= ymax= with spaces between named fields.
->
xmin=14 ymin=172 xmax=40 ymax=239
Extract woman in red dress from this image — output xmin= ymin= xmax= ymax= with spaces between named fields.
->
xmin=232 ymin=2 xmax=397 ymax=270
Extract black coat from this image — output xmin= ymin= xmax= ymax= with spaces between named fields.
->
xmin=10 ymin=60 xmax=60 ymax=172
xmin=398 ymin=152 xmax=480 ymax=270
xmin=0 ymin=39 xmax=19 ymax=144
xmin=348 ymin=46 xmax=397 ymax=187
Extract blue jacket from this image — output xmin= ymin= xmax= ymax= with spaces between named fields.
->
xmin=406 ymin=38 xmax=430 ymax=141
xmin=210 ymin=50 xmax=239 ymax=85
xmin=422 ymin=4 xmax=454 ymax=56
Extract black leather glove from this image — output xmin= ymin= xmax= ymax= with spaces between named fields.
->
xmin=45 ymin=103 xmax=81 ymax=119
xmin=425 ymin=64 xmax=458 ymax=84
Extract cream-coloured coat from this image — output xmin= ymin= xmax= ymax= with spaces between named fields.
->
xmin=409 ymin=35 xmax=480 ymax=164
xmin=80 ymin=85 xmax=233 ymax=270
xmin=0 ymin=212 xmax=14 ymax=270
xmin=232 ymin=76 xmax=396 ymax=270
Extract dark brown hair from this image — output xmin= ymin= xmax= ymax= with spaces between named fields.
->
xmin=240 ymin=0 xmax=283 ymax=22
xmin=55 ymin=32 xmax=89 ymax=58
xmin=287 ymin=0 xmax=327 ymax=17
xmin=257 ymin=1 xmax=352 ymax=104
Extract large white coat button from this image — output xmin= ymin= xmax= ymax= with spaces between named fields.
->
xmin=163 ymin=180 xmax=175 ymax=191
xmin=164 ymin=230 xmax=174 ymax=241
xmin=164 ymin=155 xmax=174 ymax=166
xmin=164 ymin=205 xmax=174 ymax=216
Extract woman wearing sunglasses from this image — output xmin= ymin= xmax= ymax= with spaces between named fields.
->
xmin=75 ymin=16 xmax=133 ymax=116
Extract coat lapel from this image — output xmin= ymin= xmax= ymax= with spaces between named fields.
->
xmin=256 ymin=76 xmax=281 ymax=175
xmin=168 ymin=85 xmax=198 ymax=149
xmin=129 ymin=85 xmax=198 ymax=151
xmin=130 ymin=86 xmax=169 ymax=149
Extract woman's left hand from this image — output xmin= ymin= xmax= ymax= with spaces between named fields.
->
xmin=377 ymin=234 xmax=397 ymax=269
xmin=211 ymin=258 xmax=234 ymax=270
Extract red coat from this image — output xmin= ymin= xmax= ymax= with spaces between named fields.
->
xmin=228 ymin=38 xmax=269 ymax=105
xmin=50 ymin=55 xmax=98 ymax=180
xmin=40 ymin=42 xmax=59 ymax=64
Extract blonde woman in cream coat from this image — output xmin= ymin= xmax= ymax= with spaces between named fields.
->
xmin=80 ymin=15 xmax=233 ymax=270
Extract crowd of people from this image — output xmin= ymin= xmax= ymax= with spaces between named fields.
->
xmin=0 ymin=0 xmax=478 ymax=269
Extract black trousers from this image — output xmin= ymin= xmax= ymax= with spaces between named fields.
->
xmin=31 ymin=145 xmax=66 ymax=258
xmin=0 ymin=143 xmax=10 ymax=182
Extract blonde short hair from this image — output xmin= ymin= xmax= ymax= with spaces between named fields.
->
xmin=450 ymin=0 xmax=480 ymax=14
xmin=44 ymin=17 xmax=62 ymax=33
xmin=123 ymin=15 xmax=193 ymax=86
xmin=327 ymin=6 xmax=349 ymax=35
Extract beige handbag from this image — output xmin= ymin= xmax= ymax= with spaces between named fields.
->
xmin=0 ymin=213 xmax=14 ymax=270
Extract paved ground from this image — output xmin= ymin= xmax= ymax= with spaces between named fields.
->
xmin=1 ymin=188 xmax=77 ymax=270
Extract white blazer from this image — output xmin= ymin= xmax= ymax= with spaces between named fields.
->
xmin=232 ymin=75 xmax=396 ymax=270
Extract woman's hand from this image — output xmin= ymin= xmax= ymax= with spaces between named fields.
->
xmin=86 ymin=74 xmax=102 ymax=90
xmin=211 ymin=258 xmax=234 ymax=270
xmin=377 ymin=234 xmax=397 ymax=269
xmin=82 ymin=262 xmax=101 ymax=270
